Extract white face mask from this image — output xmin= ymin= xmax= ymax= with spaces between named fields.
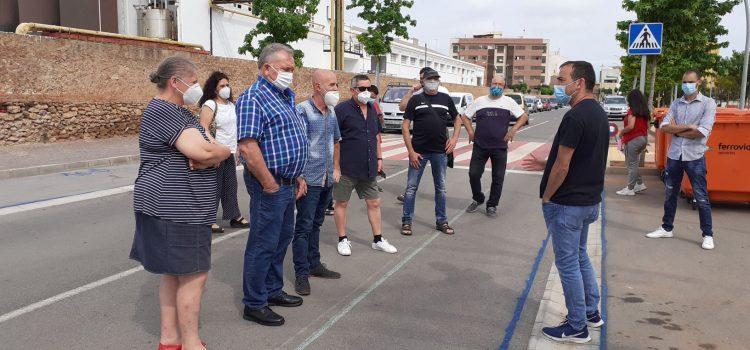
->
xmin=324 ymin=90 xmax=340 ymax=106
xmin=269 ymin=65 xmax=293 ymax=90
xmin=218 ymin=86 xmax=231 ymax=100
xmin=424 ymin=80 xmax=440 ymax=92
xmin=357 ymin=90 xmax=372 ymax=104
xmin=176 ymin=78 xmax=203 ymax=106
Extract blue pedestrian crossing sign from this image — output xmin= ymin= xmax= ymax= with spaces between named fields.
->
xmin=628 ymin=23 xmax=663 ymax=55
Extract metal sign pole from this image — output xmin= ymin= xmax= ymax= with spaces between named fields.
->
xmin=639 ymin=55 xmax=647 ymax=93
xmin=740 ymin=0 xmax=749 ymax=109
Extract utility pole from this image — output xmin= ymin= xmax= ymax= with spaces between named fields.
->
xmin=330 ymin=0 xmax=344 ymax=71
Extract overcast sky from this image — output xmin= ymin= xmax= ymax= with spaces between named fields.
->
xmin=345 ymin=0 xmax=746 ymax=69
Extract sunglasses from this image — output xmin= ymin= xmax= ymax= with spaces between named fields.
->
xmin=355 ymin=86 xmax=377 ymax=92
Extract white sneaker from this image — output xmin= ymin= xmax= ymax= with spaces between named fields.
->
xmin=646 ymin=227 xmax=674 ymax=238
xmin=634 ymin=183 xmax=648 ymax=193
xmin=337 ymin=238 xmax=352 ymax=256
xmin=702 ymin=236 xmax=715 ymax=250
xmin=616 ymin=187 xmax=636 ymax=196
xmin=372 ymin=238 xmax=397 ymax=254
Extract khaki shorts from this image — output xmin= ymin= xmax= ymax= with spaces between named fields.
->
xmin=333 ymin=175 xmax=380 ymax=202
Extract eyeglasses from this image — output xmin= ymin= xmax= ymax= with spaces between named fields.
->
xmin=355 ymin=86 xmax=377 ymax=92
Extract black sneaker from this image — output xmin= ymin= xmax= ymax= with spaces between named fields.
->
xmin=466 ymin=201 xmax=481 ymax=213
xmin=310 ymin=264 xmax=341 ymax=279
xmin=586 ymin=310 xmax=604 ymax=328
xmin=294 ymin=276 xmax=310 ymax=296
xmin=486 ymin=206 xmax=498 ymax=218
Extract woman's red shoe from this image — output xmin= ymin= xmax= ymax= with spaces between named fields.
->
xmin=157 ymin=343 xmax=182 ymax=350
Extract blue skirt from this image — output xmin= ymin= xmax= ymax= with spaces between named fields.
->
xmin=129 ymin=212 xmax=212 ymax=275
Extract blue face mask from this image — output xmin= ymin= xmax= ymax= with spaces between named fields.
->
xmin=490 ymin=86 xmax=504 ymax=97
xmin=553 ymin=79 xmax=579 ymax=105
xmin=682 ymin=82 xmax=697 ymax=96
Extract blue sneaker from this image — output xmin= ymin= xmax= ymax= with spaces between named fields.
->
xmin=542 ymin=320 xmax=591 ymax=344
xmin=586 ymin=310 xmax=604 ymax=328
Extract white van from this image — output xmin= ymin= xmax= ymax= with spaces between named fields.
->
xmin=449 ymin=92 xmax=474 ymax=120
xmin=380 ymin=84 xmax=413 ymax=132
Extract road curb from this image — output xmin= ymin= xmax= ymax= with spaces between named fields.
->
xmin=0 ymin=155 xmax=140 ymax=180
xmin=605 ymin=165 xmax=660 ymax=176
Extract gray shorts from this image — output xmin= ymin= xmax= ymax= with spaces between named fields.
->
xmin=333 ymin=175 xmax=380 ymax=202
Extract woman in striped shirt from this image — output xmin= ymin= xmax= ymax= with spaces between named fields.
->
xmin=130 ymin=56 xmax=230 ymax=350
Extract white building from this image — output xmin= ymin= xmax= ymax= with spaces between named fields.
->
xmin=599 ymin=67 xmax=622 ymax=93
xmin=116 ymin=0 xmax=484 ymax=85
xmin=544 ymin=49 xmax=567 ymax=85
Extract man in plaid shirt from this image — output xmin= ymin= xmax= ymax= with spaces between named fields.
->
xmin=236 ymin=43 xmax=308 ymax=327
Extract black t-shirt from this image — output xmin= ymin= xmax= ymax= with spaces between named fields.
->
xmin=403 ymin=92 xmax=458 ymax=154
xmin=539 ymin=99 xmax=609 ymax=206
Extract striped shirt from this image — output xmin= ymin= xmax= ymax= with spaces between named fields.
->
xmin=236 ymin=76 xmax=308 ymax=179
xmin=297 ymin=99 xmax=341 ymax=187
xmin=133 ymin=99 xmax=218 ymax=225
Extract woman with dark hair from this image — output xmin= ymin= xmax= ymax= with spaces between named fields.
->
xmin=617 ymin=89 xmax=650 ymax=196
xmin=131 ymin=56 xmax=230 ymax=350
xmin=198 ymin=71 xmax=249 ymax=233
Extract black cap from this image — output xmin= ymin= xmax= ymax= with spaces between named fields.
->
xmin=422 ymin=68 xmax=440 ymax=79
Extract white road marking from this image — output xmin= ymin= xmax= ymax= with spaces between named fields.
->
xmin=517 ymin=120 xmax=550 ymax=133
xmin=507 ymin=142 xmax=544 ymax=163
xmin=0 ymin=167 xmax=410 ymax=325
xmin=295 ymin=203 xmax=472 ymax=350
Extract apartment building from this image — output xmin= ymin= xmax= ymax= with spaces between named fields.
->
xmin=451 ymin=33 xmax=549 ymax=88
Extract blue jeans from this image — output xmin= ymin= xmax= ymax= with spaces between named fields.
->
xmin=292 ymin=185 xmax=332 ymax=277
xmin=402 ymin=153 xmax=447 ymax=224
xmin=543 ymin=202 xmax=601 ymax=331
xmin=242 ymin=173 xmax=296 ymax=310
xmin=662 ymin=157 xmax=713 ymax=237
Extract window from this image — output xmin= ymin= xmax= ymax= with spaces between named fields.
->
xmin=452 ymin=45 xmax=459 ymax=53
xmin=410 ymin=57 xmax=417 ymax=65
xmin=440 ymin=64 xmax=445 ymax=70
xmin=531 ymin=45 xmax=547 ymax=53
xmin=495 ymin=45 xmax=505 ymax=52
xmin=390 ymin=53 xmax=398 ymax=62
xmin=514 ymin=56 xmax=526 ymax=60
xmin=515 ymin=66 xmax=525 ymax=71
xmin=532 ymin=56 xmax=542 ymax=61
xmin=495 ymin=66 xmax=503 ymax=73
xmin=496 ymin=56 xmax=504 ymax=63
xmin=419 ymin=59 xmax=425 ymax=66
xmin=401 ymin=55 xmax=407 ymax=64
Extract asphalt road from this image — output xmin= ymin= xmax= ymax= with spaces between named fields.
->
xmin=3 ymin=106 xmax=745 ymax=350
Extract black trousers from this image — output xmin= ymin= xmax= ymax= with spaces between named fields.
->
xmin=468 ymin=145 xmax=508 ymax=208
xmin=216 ymin=154 xmax=242 ymax=220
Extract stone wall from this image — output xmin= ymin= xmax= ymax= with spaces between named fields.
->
xmin=0 ymin=32 xmax=488 ymax=145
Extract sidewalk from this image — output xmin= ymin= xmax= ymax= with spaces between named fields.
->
xmin=0 ymin=136 xmax=139 ymax=179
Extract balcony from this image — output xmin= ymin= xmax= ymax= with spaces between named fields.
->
xmin=323 ymin=40 xmax=364 ymax=57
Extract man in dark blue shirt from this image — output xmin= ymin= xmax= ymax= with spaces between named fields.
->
xmin=236 ymin=43 xmax=308 ymax=327
xmin=333 ymin=75 xmax=398 ymax=256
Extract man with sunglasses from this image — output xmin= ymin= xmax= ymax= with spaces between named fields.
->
xmin=332 ymin=75 xmax=398 ymax=256
xmin=646 ymin=70 xmax=716 ymax=250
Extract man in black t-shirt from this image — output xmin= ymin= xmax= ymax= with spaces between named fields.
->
xmin=400 ymin=68 xmax=463 ymax=236
xmin=522 ymin=61 xmax=609 ymax=344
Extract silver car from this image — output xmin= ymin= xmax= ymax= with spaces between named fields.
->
xmin=602 ymin=95 xmax=628 ymax=119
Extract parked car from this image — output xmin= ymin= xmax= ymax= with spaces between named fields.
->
xmin=506 ymin=92 xmax=530 ymax=125
xmin=548 ymin=98 xmax=560 ymax=109
xmin=380 ymin=84 xmax=412 ymax=132
xmin=450 ymin=92 xmax=474 ymax=122
xmin=524 ymin=96 xmax=538 ymax=113
xmin=541 ymin=98 xmax=551 ymax=111
xmin=601 ymin=95 xmax=628 ymax=120
xmin=535 ymin=98 xmax=544 ymax=112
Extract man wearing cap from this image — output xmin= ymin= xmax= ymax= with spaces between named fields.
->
xmin=400 ymin=68 xmax=463 ymax=236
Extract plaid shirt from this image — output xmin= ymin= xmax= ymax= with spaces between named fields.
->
xmin=297 ymin=99 xmax=341 ymax=187
xmin=236 ymin=76 xmax=308 ymax=179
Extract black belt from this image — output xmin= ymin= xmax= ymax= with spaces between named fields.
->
xmin=274 ymin=175 xmax=296 ymax=186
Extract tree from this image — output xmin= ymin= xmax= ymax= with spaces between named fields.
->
xmin=615 ymin=0 xmax=740 ymax=107
xmin=539 ymin=85 xmax=554 ymax=96
xmin=238 ymin=0 xmax=320 ymax=67
xmin=511 ymin=83 xmax=529 ymax=94
xmin=347 ymin=0 xmax=416 ymax=87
